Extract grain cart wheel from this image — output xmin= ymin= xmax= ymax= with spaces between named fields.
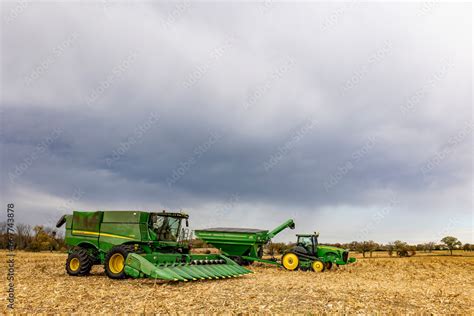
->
xmin=282 ymin=252 xmax=299 ymax=271
xmin=325 ymin=262 xmax=333 ymax=270
xmin=311 ymin=260 xmax=325 ymax=272
xmin=66 ymin=248 xmax=93 ymax=276
xmin=230 ymin=256 xmax=244 ymax=265
xmin=105 ymin=245 xmax=134 ymax=279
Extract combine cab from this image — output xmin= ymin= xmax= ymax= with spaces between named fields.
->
xmin=57 ymin=210 xmax=251 ymax=281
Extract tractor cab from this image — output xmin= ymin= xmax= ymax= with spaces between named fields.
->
xmin=296 ymin=233 xmax=319 ymax=255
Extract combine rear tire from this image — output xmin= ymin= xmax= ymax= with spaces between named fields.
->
xmin=282 ymin=252 xmax=299 ymax=271
xmin=105 ymin=245 xmax=135 ymax=279
xmin=66 ymin=248 xmax=93 ymax=276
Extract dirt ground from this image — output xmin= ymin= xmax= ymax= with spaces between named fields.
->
xmin=2 ymin=251 xmax=473 ymax=314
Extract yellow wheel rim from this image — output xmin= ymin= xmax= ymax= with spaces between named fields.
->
xmin=312 ymin=261 xmax=324 ymax=272
xmin=69 ymin=258 xmax=80 ymax=271
xmin=109 ymin=253 xmax=124 ymax=274
xmin=282 ymin=253 xmax=299 ymax=270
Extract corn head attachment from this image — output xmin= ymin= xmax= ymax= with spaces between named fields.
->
xmin=125 ymin=253 xmax=251 ymax=281
xmin=57 ymin=210 xmax=251 ymax=282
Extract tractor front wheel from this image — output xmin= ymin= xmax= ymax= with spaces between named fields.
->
xmin=311 ymin=260 xmax=325 ymax=272
xmin=66 ymin=248 xmax=93 ymax=276
xmin=282 ymin=252 xmax=299 ymax=271
xmin=104 ymin=245 xmax=134 ymax=279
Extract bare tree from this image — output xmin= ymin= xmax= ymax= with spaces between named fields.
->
xmin=15 ymin=223 xmax=32 ymax=250
xmin=355 ymin=241 xmax=378 ymax=257
xmin=367 ymin=241 xmax=378 ymax=257
xmin=386 ymin=242 xmax=394 ymax=257
xmin=393 ymin=240 xmax=411 ymax=257
xmin=0 ymin=222 xmax=8 ymax=249
xmin=425 ymin=242 xmax=435 ymax=253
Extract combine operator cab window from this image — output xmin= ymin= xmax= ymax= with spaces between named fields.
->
xmin=150 ymin=214 xmax=181 ymax=241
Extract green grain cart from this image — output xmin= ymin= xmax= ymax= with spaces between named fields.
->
xmin=195 ymin=219 xmax=296 ymax=265
xmin=195 ymin=219 xmax=356 ymax=272
xmin=56 ymin=210 xmax=252 ymax=281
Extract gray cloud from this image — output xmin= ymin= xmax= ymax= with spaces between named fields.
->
xmin=0 ymin=2 xmax=471 ymax=243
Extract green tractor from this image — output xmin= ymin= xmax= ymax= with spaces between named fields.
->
xmin=195 ymin=220 xmax=356 ymax=272
xmin=56 ymin=210 xmax=252 ymax=281
xmin=281 ymin=233 xmax=356 ymax=272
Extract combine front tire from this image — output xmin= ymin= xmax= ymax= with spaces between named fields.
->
xmin=104 ymin=245 xmax=134 ymax=279
xmin=66 ymin=248 xmax=93 ymax=276
xmin=282 ymin=252 xmax=299 ymax=271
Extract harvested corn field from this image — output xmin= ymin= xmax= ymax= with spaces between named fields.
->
xmin=2 ymin=251 xmax=473 ymax=314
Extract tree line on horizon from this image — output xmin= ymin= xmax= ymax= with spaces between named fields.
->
xmin=1 ymin=222 xmax=471 ymax=257
xmin=193 ymin=236 xmax=471 ymax=257
xmin=0 ymin=222 xmax=66 ymax=252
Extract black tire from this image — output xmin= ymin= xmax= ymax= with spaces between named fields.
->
xmin=104 ymin=245 xmax=135 ymax=279
xmin=241 ymin=259 xmax=254 ymax=266
xmin=230 ymin=256 xmax=253 ymax=266
xmin=325 ymin=253 xmax=337 ymax=270
xmin=230 ymin=256 xmax=242 ymax=265
xmin=257 ymin=246 xmax=264 ymax=258
xmin=66 ymin=248 xmax=93 ymax=276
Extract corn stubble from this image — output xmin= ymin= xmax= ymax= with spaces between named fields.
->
xmin=1 ymin=251 xmax=472 ymax=314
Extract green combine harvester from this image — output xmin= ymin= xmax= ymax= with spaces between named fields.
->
xmin=195 ymin=219 xmax=356 ymax=272
xmin=56 ymin=210 xmax=252 ymax=281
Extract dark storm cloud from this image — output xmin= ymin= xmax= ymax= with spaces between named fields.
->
xmin=0 ymin=2 xmax=471 ymax=242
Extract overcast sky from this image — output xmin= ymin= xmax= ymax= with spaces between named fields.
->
xmin=1 ymin=2 xmax=472 ymax=243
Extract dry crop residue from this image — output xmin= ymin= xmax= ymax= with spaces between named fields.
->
xmin=1 ymin=251 xmax=473 ymax=314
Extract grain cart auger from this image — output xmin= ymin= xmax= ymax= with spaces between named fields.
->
xmin=56 ymin=210 xmax=252 ymax=282
xmin=194 ymin=219 xmax=296 ymax=266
